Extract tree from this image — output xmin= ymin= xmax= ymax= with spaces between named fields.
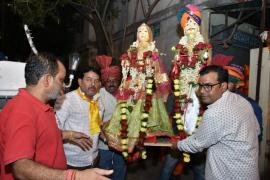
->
xmin=4 ymin=0 xmax=161 ymax=56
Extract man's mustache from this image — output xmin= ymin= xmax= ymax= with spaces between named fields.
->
xmin=109 ymin=85 xmax=116 ymax=88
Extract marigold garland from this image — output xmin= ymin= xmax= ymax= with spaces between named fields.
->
xmin=119 ymin=50 xmax=157 ymax=161
xmin=134 ymin=77 xmax=154 ymax=160
xmin=171 ymin=42 xmax=211 ymax=163
xmin=120 ymin=102 xmax=129 ymax=158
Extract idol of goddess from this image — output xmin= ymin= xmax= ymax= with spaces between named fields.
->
xmin=104 ymin=23 xmax=173 ymax=160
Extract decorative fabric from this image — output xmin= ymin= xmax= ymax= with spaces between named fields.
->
xmin=224 ymin=64 xmax=245 ymax=86
xmin=177 ymin=4 xmax=201 ymax=27
xmin=177 ymin=91 xmax=260 ymax=180
xmin=212 ymin=53 xmax=233 ymax=66
xmin=96 ymin=55 xmax=121 ymax=82
xmin=77 ymin=88 xmax=101 ymax=134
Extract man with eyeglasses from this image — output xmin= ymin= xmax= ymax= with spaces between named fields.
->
xmin=172 ymin=65 xmax=260 ymax=180
xmin=56 ymin=66 xmax=104 ymax=170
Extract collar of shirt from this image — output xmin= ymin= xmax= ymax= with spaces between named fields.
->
xmin=207 ymin=90 xmax=229 ymax=109
xmin=18 ymin=88 xmax=53 ymax=112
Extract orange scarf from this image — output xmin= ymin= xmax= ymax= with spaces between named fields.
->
xmin=77 ymin=88 xmax=101 ymax=134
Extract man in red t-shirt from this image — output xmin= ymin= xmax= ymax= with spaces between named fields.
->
xmin=0 ymin=53 xmax=113 ymax=180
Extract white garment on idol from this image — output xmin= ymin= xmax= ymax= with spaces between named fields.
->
xmin=184 ymin=87 xmax=200 ymax=135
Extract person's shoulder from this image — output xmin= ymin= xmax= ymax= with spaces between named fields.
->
xmin=99 ymin=87 xmax=110 ymax=95
xmin=98 ymin=87 xmax=111 ymax=97
xmin=65 ymin=90 xmax=79 ymax=99
xmin=7 ymin=93 xmax=31 ymax=109
xmin=100 ymin=88 xmax=116 ymax=100
xmin=0 ymin=94 xmax=35 ymax=119
xmin=238 ymin=93 xmax=262 ymax=111
xmin=226 ymin=91 xmax=249 ymax=105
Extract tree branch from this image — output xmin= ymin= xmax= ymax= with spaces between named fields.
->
xmin=45 ymin=0 xmax=61 ymax=13
xmin=92 ymin=7 xmax=112 ymax=52
xmin=102 ymin=0 xmax=110 ymax=21
xmin=133 ymin=0 xmax=139 ymax=22
xmin=69 ymin=2 xmax=94 ymax=23
xmin=139 ymin=0 xmax=146 ymax=17
xmin=145 ymin=0 xmax=160 ymax=18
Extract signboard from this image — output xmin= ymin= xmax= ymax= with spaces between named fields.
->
xmin=212 ymin=24 xmax=260 ymax=49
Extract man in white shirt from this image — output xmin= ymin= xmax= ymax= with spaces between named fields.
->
xmin=172 ymin=65 xmax=260 ymax=180
xmin=56 ymin=66 xmax=104 ymax=170
xmin=96 ymin=55 xmax=126 ymax=180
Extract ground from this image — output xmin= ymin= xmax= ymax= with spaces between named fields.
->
xmin=126 ymin=147 xmax=193 ymax=180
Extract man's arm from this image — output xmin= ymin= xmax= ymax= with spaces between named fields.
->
xmin=12 ymin=159 xmax=65 ymax=180
xmin=12 ymin=159 xmax=113 ymax=180
xmin=175 ymin=112 xmax=222 ymax=153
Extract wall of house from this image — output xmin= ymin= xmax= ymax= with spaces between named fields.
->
xmin=250 ymin=47 xmax=270 ymax=176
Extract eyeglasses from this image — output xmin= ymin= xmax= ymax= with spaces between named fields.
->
xmin=197 ymin=82 xmax=221 ymax=92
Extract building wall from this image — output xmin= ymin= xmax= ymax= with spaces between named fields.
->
xmin=250 ymin=47 xmax=270 ymax=176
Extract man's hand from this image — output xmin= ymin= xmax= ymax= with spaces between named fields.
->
xmin=62 ymin=131 xmax=93 ymax=151
xmin=77 ymin=168 xmax=113 ymax=180
xmin=70 ymin=131 xmax=93 ymax=151
xmin=171 ymin=140 xmax=179 ymax=150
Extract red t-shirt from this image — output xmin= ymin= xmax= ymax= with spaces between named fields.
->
xmin=0 ymin=89 xmax=67 ymax=180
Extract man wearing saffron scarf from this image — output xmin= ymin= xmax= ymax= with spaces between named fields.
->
xmin=56 ymin=66 xmax=104 ymax=170
xmin=96 ymin=55 xmax=127 ymax=180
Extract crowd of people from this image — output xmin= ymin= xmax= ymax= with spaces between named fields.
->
xmin=0 ymin=3 xmax=262 ymax=180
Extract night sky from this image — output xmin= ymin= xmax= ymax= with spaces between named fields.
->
xmin=0 ymin=4 xmax=76 ymax=63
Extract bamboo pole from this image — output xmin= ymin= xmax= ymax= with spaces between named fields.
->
xmin=255 ymin=0 xmax=266 ymax=102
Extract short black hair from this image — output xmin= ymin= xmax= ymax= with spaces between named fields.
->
xmin=25 ymin=52 xmax=59 ymax=85
xmin=199 ymin=65 xmax=228 ymax=83
xmin=77 ymin=66 xmax=101 ymax=80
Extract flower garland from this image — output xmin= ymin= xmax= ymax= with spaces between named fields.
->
xmin=171 ymin=42 xmax=211 ymax=163
xmin=133 ymin=77 xmax=154 ymax=160
xmin=120 ymin=102 xmax=129 ymax=158
xmin=119 ymin=49 xmax=158 ymax=161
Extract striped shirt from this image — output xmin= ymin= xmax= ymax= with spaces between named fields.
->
xmin=177 ymin=91 xmax=260 ymax=180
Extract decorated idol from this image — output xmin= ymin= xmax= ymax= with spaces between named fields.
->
xmin=170 ymin=4 xmax=212 ymax=162
xmin=103 ymin=23 xmax=173 ymax=160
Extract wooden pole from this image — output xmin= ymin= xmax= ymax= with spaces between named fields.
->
xmin=255 ymin=0 xmax=266 ymax=102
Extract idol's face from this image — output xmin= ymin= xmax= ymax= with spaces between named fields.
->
xmin=137 ymin=25 xmax=150 ymax=43
xmin=184 ymin=17 xmax=199 ymax=36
